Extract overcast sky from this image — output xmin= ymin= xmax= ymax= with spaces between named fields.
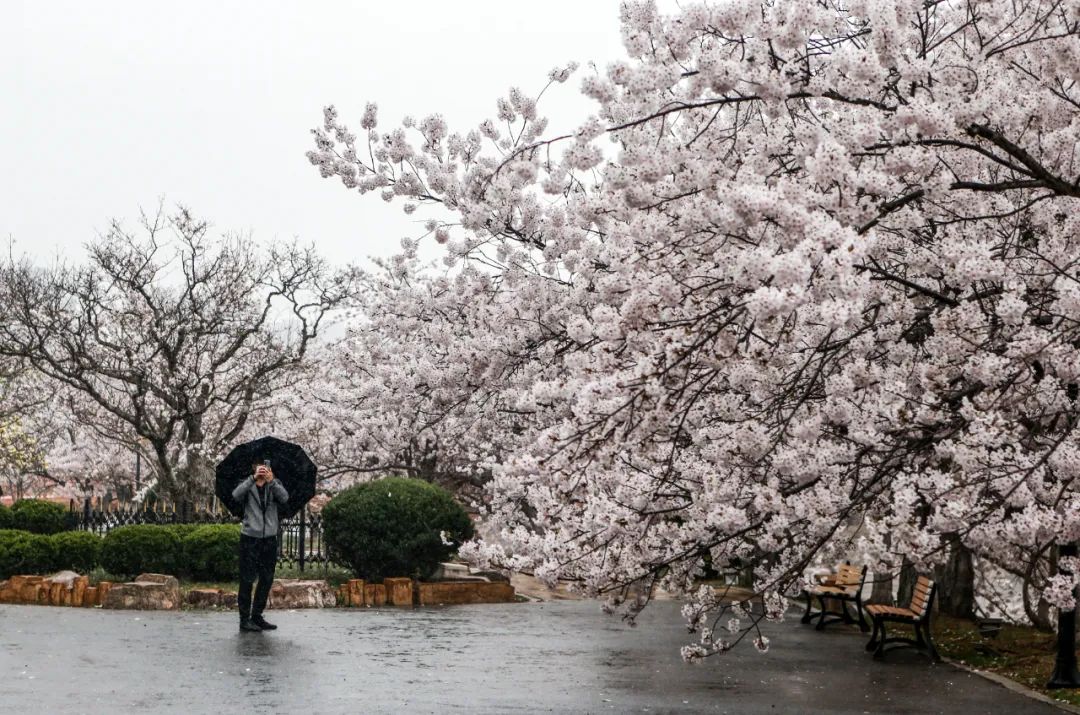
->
xmin=1 ymin=1 xmax=627 ymax=268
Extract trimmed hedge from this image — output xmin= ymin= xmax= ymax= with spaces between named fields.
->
xmin=0 ymin=529 xmax=58 ymax=579
xmin=100 ymin=525 xmax=181 ymax=578
xmin=322 ymin=477 xmax=475 ymax=582
xmin=11 ymin=499 xmax=69 ymax=535
xmin=49 ymin=531 xmax=102 ymax=573
xmin=0 ymin=504 xmax=12 ymax=530
xmin=165 ymin=524 xmax=202 ymax=541
xmin=181 ymin=524 xmax=241 ymax=581
xmin=0 ymin=524 xmax=248 ymax=580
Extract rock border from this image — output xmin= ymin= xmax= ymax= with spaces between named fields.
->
xmin=1 ymin=573 xmax=518 ymax=610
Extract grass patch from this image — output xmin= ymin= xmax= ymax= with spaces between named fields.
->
xmin=934 ymin=614 xmax=1080 ymax=707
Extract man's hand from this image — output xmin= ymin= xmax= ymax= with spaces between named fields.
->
xmin=254 ymin=465 xmax=272 ymax=485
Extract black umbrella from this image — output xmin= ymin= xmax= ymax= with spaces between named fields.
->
xmin=215 ymin=436 xmax=317 ymax=520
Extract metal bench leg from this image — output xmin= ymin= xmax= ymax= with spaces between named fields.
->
xmin=866 ymin=617 xmax=881 ymax=652
xmin=815 ymin=595 xmax=830 ymax=630
xmin=914 ymin=622 xmax=927 ymax=649
xmin=873 ymin=621 xmax=888 ymax=659
xmin=924 ymin=631 xmax=941 ymax=662
xmin=922 ymin=613 xmax=941 ymax=662
xmin=854 ymin=595 xmax=870 ymax=632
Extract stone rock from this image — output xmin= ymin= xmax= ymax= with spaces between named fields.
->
xmin=431 ymin=562 xmax=471 ymax=580
xmin=186 ymin=588 xmax=225 ymax=608
xmin=0 ymin=579 xmax=12 ymax=604
xmin=346 ymin=579 xmax=364 ymax=607
xmin=96 ymin=581 xmax=113 ymax=606
xmin=46 ymin=570 xmax=81 ymax=587
xmin=417 ymin=581 xmax=516 ymax=606
xmin=384 ymin=577 xmax=414 ymax=607
xmin=265 ymin=579 xmax=336 ymax=609
xmin=184 ymin=588 xmax=237 ymax=609
xmin=471 ymin=570 xmax=510 ymax=583
xmin=8 ymin=575 xmax=45 ymax=604
xmin=82 ymin=586 xmax=98 ymax=607
xmin=101 ymin=573 xmax=180 ymax=610
xmin=40 ymin=572 xmax=89 ymax=608
xmin=363 ymin=583 xmax=387 ymax=607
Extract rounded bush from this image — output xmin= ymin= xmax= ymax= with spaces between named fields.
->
xmin=322 ymin=477 xmax=475 ymax=582
xmin=164 ymin=524 xmax=201 ymax=541
xmin=181 ymin=524 xmax=241 ymax=581
xmin=48 ymin=531 xmax=102 ymax=573
xmin=100 ymin=525 xmax=181 ymax=578
xmin=0 ymin=529 xmax=58 ymax=579
xmin=0 ymin=504 xmax=12 ymax=530
xmin=11 ymin=499 xmax=68 ymax=535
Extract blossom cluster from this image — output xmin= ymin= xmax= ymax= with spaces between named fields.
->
xmin=310 ymin=0 xmax=1080 ymax=655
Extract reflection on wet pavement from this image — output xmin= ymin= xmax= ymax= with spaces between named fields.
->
xmin=0 ymin=600 xmax=1062 ymax=714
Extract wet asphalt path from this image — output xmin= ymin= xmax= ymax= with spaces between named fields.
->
xmin=0 ymin=600 xmax=1065 ymax=714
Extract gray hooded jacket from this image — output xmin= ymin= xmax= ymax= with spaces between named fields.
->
xmin=232 ymin=476 xmax=289 ymax=538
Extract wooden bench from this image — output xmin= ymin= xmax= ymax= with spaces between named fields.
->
xmin=865 ymin=575 xmax=939 ymax=661
xmin=801 ymin=563 xmax=869 ymax=632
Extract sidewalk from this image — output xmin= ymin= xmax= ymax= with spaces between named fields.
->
xmin=0 ymin=600 xmax=1066 ymax=713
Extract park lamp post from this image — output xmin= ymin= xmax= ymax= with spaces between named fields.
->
xmin=1048 ymin=541 xmax=1080 ymax=689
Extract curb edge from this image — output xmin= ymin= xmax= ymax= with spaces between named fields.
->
xmin=942 ymin=656 xmax=1080 ymax=715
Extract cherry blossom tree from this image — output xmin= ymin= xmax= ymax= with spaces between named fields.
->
xmin=230 ymin=252 xmax=531 ymax=507
xmin=309 ymin=0 xmax=1080 ymax=663
xmin=0 ymin=205 xmax=357 ymax=503
xmin=0 ymin=361 xmax=52 ymax=500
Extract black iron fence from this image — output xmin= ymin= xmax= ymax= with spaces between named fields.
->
xmin=67 ymin=499 xmax=335 ymax=572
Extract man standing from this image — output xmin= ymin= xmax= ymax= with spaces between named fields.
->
xmin=232 ymin=461 xmax=288 ymax=632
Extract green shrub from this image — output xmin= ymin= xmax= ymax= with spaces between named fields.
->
xmin=11 ymin=499 xmax=69 ymax=535
xmin=322 ymin=477 xmax=475 ymax=582
xmin=164 ymin=524 xmax=201 ymax=541
xmin=181 ymin=524 xmax=240 ymax=580
xmin=0 ymin=504 xmax=12 ymax=530
xmin=48 ymin=531 xmax=102 ymax=573
xmin=0 ymin=529 xmax=59 ymax=578
xmin=100 ymin=525 xmax=181 ymax=578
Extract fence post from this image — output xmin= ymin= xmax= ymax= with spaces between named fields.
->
xmin=83 ymin=497 xmax=91 ymax=530
xmin=298 ymin=508 xmax=307 ymax=573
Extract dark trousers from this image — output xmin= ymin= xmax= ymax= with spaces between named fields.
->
xmin=238 ymin=534 xmax=277 ymax=620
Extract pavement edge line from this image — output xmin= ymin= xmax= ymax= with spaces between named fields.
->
xmin=791 ymin=602 xmax=1080 ymax=714
xmin=940 ymin=656 xmax=1080 ymax=714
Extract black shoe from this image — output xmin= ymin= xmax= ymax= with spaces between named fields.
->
xmin=252 ymin=615 xmax=277 ymax=630
xmin=239 ymin=618 xmax=263 ymax=632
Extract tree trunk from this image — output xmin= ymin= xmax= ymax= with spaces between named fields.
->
xmin=870 ymin=569 xmax=895 ymax=605
xmin=896 ymin=557 xmax=917 ymax=607
xmin=936 ymin=537 xmax=975 ymax=618
xmin=1047 ymin=542 xmax=1080 ymax=689
xmin=871 ymin=532 xmax=896 ymax=604
xmin=1024 ymin=548 xmax=1056 ymax=632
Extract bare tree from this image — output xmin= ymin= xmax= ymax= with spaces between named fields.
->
xmin=0 ymin=205 xmax=357 ymax=502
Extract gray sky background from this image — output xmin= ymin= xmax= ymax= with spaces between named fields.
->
xmin=1 ymin=1 xmax=627 ymax=269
